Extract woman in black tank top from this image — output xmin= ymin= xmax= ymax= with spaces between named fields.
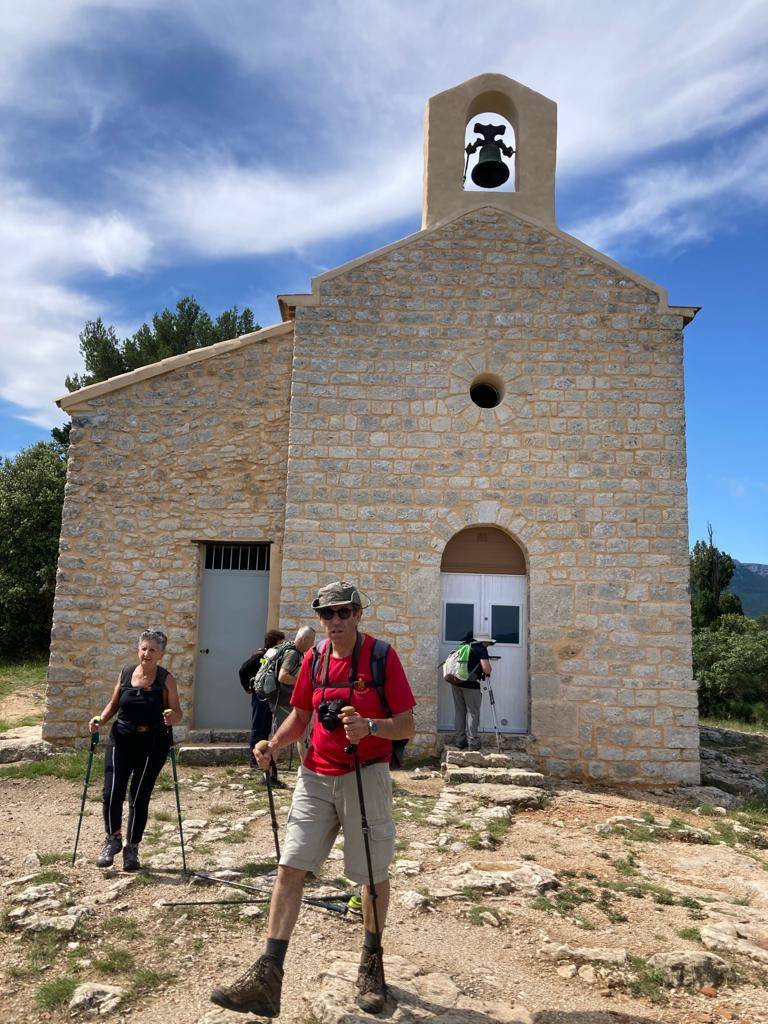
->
xmin=88 ymin=629 xmax=183 ymax=871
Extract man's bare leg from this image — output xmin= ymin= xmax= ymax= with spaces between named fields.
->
xmin=267 ymin=865 xmax=307 ymax=939
xmin=361 ymin=879 xmax=389 ymax=935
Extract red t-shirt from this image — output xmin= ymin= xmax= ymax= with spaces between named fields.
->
xmin=291 ymin=633 xmax=415 ymax=776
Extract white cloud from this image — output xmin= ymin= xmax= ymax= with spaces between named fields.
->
xmin=139 ymin=151 xmax=419 ymax=259
xmin=0 ymin=181 xmax=152 ymax=427
xmin=566 ymin=130 xmax=768 ymax=252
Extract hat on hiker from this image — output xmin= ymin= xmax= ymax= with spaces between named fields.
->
xmin=312 ymin=580 xmax=363 ymax=610
xmin=474 ymin=632 xmax=496 ymax=645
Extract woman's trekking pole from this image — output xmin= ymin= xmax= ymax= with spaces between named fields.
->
xmin=72 ymin=729 xmax=99 ymax=866
xmin=166 ymin=714 xmax=187 ymax=873
xmin=342 ymin=708 xmax=386 ymax=994
xmin=255 ymin=740 xmax=281 ymax=863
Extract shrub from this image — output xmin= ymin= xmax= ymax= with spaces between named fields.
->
xmin=693 ymin=617 xmax=768 ymax=720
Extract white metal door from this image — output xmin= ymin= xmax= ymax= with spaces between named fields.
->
xmin=438 ymin=572 xmax=527 ymax=733
xmin=194 ymin=543 xmax=270 ymax=729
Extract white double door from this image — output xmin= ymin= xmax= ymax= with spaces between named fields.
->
xmin=438 ymin=573 xmax=527 ymax=734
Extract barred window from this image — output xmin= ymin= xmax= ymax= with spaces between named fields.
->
xmin=204 ymin=543 xmax=270 ymax=572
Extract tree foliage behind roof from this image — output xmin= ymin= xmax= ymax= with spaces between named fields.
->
xmin=64 ymin=296 xmax=258 ymax=392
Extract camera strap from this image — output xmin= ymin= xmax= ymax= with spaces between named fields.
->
xmin=318 ymin=632 xmax=363 ymax=702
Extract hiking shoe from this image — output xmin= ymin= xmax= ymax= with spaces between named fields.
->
xmin=96 ymin=835 xmax=122 ymax=868
xmin=356 ymin=949 xmax=386 ymax=1014
xmin=210 ymin=955 xmax=283 ymax=1017
xmin=122 ymin=844 xmax=141 ymax=872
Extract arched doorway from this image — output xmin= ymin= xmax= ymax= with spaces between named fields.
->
xmin=439 ymin=527 xmax=528 ymax=735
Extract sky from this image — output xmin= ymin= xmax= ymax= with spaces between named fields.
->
xmin=0 ymin=0 xmax=766 ymax=562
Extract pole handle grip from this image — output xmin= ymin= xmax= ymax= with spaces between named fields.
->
xmin=255 ymin=739 xmax=274 ymax=763
xmin=341 ymin=708 xmax=359 ymax=754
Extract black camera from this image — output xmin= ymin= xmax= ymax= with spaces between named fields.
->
xmin=317 ymin=698 xmax=345 ymax=731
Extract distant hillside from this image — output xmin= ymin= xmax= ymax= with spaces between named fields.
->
xmin=728 ymin=562 xmax=768 ymax=618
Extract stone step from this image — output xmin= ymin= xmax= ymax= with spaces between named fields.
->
xmin=443 ymin=749 xmax=536 ymax=770
xmin=186 ymin=729 xmax=250 ymax=744
xmin=451 ymin=783 xmax=547 ymax=808
xmin=177 ymin=743 xmax=251 ymax=766
xmin=444 ymin=766 xmax=548 ymax=788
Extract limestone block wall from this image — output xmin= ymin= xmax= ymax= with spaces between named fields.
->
xmin=44 ymin=333 xmax=293 ymax=746
xmin=280 ymin=208 xmax=698 ymax=784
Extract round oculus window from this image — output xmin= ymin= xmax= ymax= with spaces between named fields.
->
xmin=469 ymin=373 xmax=505 ymax=409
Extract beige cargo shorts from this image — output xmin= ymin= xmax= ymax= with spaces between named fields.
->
xmin=280 ymin=763 xmax=396 ymax=885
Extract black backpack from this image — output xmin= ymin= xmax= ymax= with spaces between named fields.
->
xmin=310 ymin=638 xmax=408 ymax=769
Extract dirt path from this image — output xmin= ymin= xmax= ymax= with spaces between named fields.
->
xmin=2 ymin=756 xmax=768 ymax=1024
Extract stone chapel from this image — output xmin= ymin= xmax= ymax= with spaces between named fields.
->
xmin=44 ymin=74 xmax=700 ymax=785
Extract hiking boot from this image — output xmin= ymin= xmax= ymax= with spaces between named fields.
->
xmin=210 ymin=955 xmax=283 ymax=1017
xmin=96 ymin=835 xmax=122 ymax=868
xmin=356 ymin=948 xmax=386 ymax=1014
xmin=122 ymin=843 xmax=141 ymax=872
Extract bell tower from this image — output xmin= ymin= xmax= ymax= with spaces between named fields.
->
xmin=422 ymin=73 xmax=557 ymax=229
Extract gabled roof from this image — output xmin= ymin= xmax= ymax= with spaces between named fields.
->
xmin=56 ymin=320 xmax=294 ymax=412
xmin=277 ymin=203 xmax=699 ymax=326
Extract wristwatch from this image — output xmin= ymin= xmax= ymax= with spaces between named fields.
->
xmin=367 ymin=719 xmax=378 ymax=736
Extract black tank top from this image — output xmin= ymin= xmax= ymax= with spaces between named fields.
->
xmin=116 ymin=664 xmax=169 ymax=731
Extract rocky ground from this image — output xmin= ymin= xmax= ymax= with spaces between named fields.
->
xmin=1 ymin=729 xmax=768 ymax=1024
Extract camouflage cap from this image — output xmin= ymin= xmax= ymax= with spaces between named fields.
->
xmin=311 ymin=580 xmax=363 ymax=610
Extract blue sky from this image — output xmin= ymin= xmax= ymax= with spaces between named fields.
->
xmin=0 ymin=1 xmax=766 ymax=561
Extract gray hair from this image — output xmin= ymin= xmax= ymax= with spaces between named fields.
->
xmin=139 ymin=629 xmax=168 ymax=650
xmin=295 ymin=626 xmax=316 ymax=643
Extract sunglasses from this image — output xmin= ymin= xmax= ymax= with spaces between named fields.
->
xmin=317 ymin=606 xmax=356 ymax=621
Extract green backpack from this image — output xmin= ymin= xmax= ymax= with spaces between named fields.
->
xmin=442 ymin=642 xmax=474 ymax=685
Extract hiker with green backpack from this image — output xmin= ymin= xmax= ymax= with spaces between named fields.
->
xmin=443 ymin=632 xmax=494 ymax=750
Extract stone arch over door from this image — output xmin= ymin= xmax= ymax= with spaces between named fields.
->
xmin=438 ymin=524 xmax=529 ymax=735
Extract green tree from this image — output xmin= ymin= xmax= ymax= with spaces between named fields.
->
xmin=0 ymin=442 xmax=67 ymax=657
xmin=64 ymin=297 xmax=257 ymax=392
xmin=690 ymin=525 xmax=743 ymax=630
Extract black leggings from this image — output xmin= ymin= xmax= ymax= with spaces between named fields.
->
xmin=103 ymin=726 xmax=170 ymax=843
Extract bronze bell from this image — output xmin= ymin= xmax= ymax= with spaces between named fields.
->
xmin=471 ymin=143 xmax=510 ymax=189
xmin=465 ymin=122 xmax=515 ymax=190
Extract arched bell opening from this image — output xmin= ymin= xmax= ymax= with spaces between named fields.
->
xmin=438 ymin=526 xmax=529 ymax=739
xmin=463 ymin=92 xmax=517 ymax=193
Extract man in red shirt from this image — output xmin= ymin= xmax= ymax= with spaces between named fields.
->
xmin=211 ymin=581 xmax=416 ymax=1018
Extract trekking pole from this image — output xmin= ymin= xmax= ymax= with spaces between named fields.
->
xmin=255 ymin=740 xmax=281 ymax=863
xmin=166 ymin=713 xmax=187 ymax=873
xmin=342 ymin=708 xmax=386 ymax=995
xmin=72 ymin=728 xmax=99 ymax=866
xmin=188 ymin=870 xmax=350 ymax=915
xmin=482 ymin=680 xmax=503 ymax=753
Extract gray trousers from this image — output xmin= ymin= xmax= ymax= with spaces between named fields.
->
xmin=451 ymin=686 xmax=482 ymax=748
